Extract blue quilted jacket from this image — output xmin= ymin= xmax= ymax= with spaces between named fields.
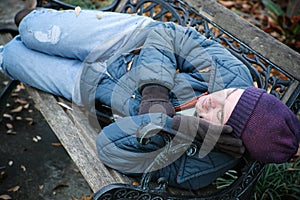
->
xmin=87 ymin=21 xmax=254 ymax=190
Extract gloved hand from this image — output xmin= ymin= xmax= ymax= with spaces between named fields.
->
xmin=139 ymin=84 xmax=175 ymax=117
xmin=172 ymin=115 xmax=245 ymax=158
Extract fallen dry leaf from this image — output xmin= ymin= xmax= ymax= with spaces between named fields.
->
xmin=14 ymin=84 xmax=25 ymax=92
xmin=15 ymin=98 xmax=28 ymax=104
xmin=0 ymin=194 xmax=12 ymax=200
xmin=7 ymin=185 xmax=20 ymax=192
xmin=25 ymin=117 xmax=33 ymax=125
xmin=11 ymin=93 xmax=19 ymax=97
xmin=23 ymin=103 xmax=30 ymax=109
xmin=218 ymin=0 xmax=235 ymax=7
xmin=57 ymin=102 xmax=73 ymax=110
xmin=10 ymin=106 xmax=23 ymax=113
xmin=20 ymin=165 xmax=26 ymax=172
xmin=79 ymin=194 xmax=93 ymax=200
xmin=132 ymin=181 xmax=139 ymax=186
xmin=5 ymin=123 xmax=13 ymax=129
xmin=6 ymin=130 xmax=16 ymax=135
xmin=32 ymin=135 xmax=42 ymax=142
xmin=51 ymin=142 xmax=62 ymax=147
xmin=37 ymin=135 xmax=42 ymax=140
xmin=75 ymin=6 xmax=81 ymax=16
xmin=287 ymin=167 xmax=295 ymax=171
xmin=8 ymin=161 xmax=13 ymax=166
xmin=16 ymin=116 xmax=22 ymax=120
xmin=25 ymin=117 xmax=32 ymax=121
xmin=96 ymin=13 xmax=102 ymax=20
xmin=3 ymin=113 xmax=13 ymax=121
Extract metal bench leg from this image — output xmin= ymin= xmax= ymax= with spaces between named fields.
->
xmin=0 ymin=79 xmax=20 ymax=121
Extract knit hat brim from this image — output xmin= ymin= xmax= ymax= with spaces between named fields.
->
xmin=226 ymin=87 xmax=300 ymax=163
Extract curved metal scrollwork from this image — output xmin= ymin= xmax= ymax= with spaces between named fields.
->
xmin=92 ymin=184 xmax=166 ymax=200
xmin=120 ymin=0 xmax=297 ymax=110
xmin=37 ymin=0 xmax=120 ymax=11
xmin=38 ymin=0 xmax=298 ymax=113
xmin=121 ymin=0 xmax=188 ymax=25
xmin=289 ymin=85 xmax=300 ymax=114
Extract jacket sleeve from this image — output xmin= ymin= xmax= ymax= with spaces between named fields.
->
xmin=96 ymin=113 xmax=240 ymax=190
xmin=96 ymin=113 xmax=174 ymax=174
xmin=133 ymin=22 xmax=180 ymax=90
xmin=132 ymin=21 xmax=215 ymax=90
xmin=173 ymin=26 xmax=254 ymax=93
xmin=134 ymin=21 xmax=253 ymax=92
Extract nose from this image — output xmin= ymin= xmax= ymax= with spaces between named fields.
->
xmin=197 ymin=112 xmax=210 ymax=121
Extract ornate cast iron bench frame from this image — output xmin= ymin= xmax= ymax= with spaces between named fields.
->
xmin=1 ymin=0 xmax=299 ymax=199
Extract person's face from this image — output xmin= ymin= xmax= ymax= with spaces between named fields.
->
xmin=195 ymin=88 xmax=244 ymax=125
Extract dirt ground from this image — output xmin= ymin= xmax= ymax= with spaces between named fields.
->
xmin=0 ymin=0 xmax=92 ymax=199
xmin=0 ymin=75 xmax=92 ymax=200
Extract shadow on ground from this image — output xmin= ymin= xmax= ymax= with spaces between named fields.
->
xmin=0 ymin=74 xmax=92 ymax=199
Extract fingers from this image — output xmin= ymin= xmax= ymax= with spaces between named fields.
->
xmin=218 ymin=135 xmax=243 ymax=146
xmin=222 ymin=125 xmax=233 ymax=134
xmin=217 ymin=143 xmax=245 ymax=158
xmin=217 ymin=135 xmax=245 ymax=158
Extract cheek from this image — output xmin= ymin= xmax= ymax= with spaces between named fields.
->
xmin=195 ymin=101 xmax=201 ymax=112
xmin=201 ymin=110 xmax=221 ymax=125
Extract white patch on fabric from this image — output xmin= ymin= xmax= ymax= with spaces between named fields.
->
xmin=33 ymin=25 xmax=61 ymax=44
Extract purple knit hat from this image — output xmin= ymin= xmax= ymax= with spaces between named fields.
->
xmin=226 ymin=86 xmax=300 ymax=163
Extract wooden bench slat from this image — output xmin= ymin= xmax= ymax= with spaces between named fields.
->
xmin=62 ymin=100 xmax=133 ymax=184
xmin=0 ymin=32 xmax=13 ymax=45
xmin=281 ymin=80 xmax=300 ymax=104
xmin=27 ymin=87 xmax=128 ymax=192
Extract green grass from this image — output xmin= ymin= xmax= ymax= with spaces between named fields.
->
xmin=215 ymin=158 xmax=300 ymax=199
xmin=254 ymin=158 xmax=300 ymax=200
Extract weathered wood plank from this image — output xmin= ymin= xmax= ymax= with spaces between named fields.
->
xmin=62 ymin=99 xmax=133 ymax=184
xmin=114 ymin=0 xmax=128 ymax=12
xmin=186 ymin=0 xmax=300 ymax=81
xmin=27 ymin=87 xmax=127 ymax=192
xmin=0 ymin=33 xmax=13 ymax=45
xmin=281 ymin=80 xmax=300 ymax=104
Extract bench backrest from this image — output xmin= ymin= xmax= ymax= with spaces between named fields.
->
xmin=110 ymin=0 xmax=300 ymax=115
xmin=39 ymin=0 xmax=300 ymax=116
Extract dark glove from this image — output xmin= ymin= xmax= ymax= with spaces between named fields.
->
xmin=139 ymin=84 xmax=175 ymax=117
xmin=172 ymin=115 xmax=245 ymax=158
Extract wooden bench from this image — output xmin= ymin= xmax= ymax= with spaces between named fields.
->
xmin=1 ymin=0 xmax=300 ymax=199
